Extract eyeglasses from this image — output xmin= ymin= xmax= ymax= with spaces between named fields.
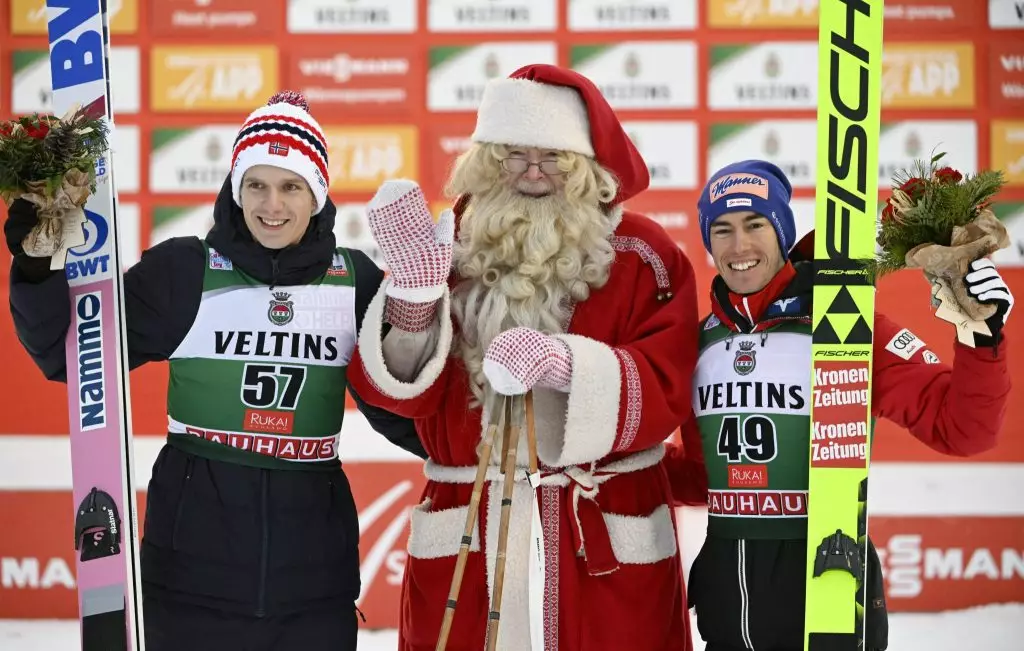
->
xmin=500 ymin=157 xmax=563 ymax=176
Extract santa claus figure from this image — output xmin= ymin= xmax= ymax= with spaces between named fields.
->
xmin=348 ymin=64 xmax=704 ymax=651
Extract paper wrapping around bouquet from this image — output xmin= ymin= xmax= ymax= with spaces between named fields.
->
xmin=904 ymin=209 xmax=1010 ymax=347
xmin=14 ymin=167 xmax=92 ymax=270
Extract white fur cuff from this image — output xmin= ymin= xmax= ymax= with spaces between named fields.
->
xmin=536 ymin=334 xmax=622 ymax=467
xmin=406 ymin=499 xmax=481 ymax=559
xmin=472 ymin=78 xmax=594 ymax=157
xmin=358 ymin=277 xmax=453 ymax=400
xmin=605 ymin=505 xmax=677 ymax=564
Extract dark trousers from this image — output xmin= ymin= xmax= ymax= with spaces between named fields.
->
xmin=689 ymin=537 xmax=888 ymax=651
xmin=143 ymin=593 xmax=358 ymax=651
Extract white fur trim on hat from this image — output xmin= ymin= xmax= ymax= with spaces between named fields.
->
xmin=471 ymin=78 xmax=594 ymax=156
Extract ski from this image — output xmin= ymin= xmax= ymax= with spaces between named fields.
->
xmin=44 ymin=1 xmax=144 ymax=649
xmin=804 ymin=2 xmax=884 ymax=651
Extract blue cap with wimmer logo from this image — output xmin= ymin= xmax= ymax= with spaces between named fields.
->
xmin=697 ymin=160 xmax=796 ymax=259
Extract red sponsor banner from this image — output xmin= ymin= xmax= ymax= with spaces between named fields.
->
xmin=287 ymin=42 xmax=421 ymax=118
xmin=809 ymin=361 xmax=870 ymax=469
xmin=4 ymin=484 xmax=1024 ymax=619
xmin=871 ymin=517 xmax=1024 ymax=612
xmin=620 ymin=192 xmax=699 ymax=249
xmin=990 ymin=40 xmax=1024 ymax=112
xmin=883 ymin=0 xmax=983 ymax=30
xmin=727 ymin=464 xmax=769 ymax=488
xmin=618 ymin=191 xmax=719 ymax=292
xmin=150 ymin=0 xmax=276 ymax=37
xmin=424 ymin=117 xmax=477 ymax=196
xmin=0 ymin=463 xmax=425 ymax=624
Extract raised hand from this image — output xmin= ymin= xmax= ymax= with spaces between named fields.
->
xmin=964 ymin=258 xmax=1014 ymax=347
xmin=366 ymin=179 xmax=454 ymax=303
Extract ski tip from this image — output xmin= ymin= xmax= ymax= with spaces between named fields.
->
xmin=267 ymin=90 xmax=310 ymax=112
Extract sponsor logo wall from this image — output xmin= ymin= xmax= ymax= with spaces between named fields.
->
xmin=1 ymin=0 xmax=1022 ymax=625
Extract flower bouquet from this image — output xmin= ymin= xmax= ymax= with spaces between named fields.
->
xmin=0 ymin=105 xmax=109 ymax=269
xmin=868 ymin=152 xmax=1008 ymax=346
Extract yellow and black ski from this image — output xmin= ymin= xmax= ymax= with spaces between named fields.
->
xmin=805 ymin=2 xmax=884 ymax=651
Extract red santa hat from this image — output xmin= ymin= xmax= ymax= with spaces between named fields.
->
xmin=469 ymin=64 xmax=650 ymax=205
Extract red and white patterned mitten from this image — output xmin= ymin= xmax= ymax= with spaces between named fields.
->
xmin=482 ymin=327 xmax=574 ymax=396
xmin=367 ymin=179 xmax=455 ymax=303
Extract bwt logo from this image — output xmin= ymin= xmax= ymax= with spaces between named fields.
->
xmin=66 ymin=209 xmax=111 ymax=279
xmin=47 ymin=0 xmax=113 ymax=275
xmin=75 ymin=292 xmax=106 ymax=431
xmin=46 ymin=0 xmax=108 ymax=97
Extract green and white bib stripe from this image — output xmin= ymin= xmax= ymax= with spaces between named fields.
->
xmin=694 ymin=318 xmax=813 ymax=540
xmin=167 ymin=244 xmax=357 ymax=471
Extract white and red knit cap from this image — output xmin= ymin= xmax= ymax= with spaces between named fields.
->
xmin=230 ymin=91 xmax=330 ymax=215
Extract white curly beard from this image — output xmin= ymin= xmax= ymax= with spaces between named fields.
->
xmin=450 ymin=184 xmax=616 ymax=408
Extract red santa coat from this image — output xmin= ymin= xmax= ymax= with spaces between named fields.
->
xmin=348 ymin=206 xmax=701 ymax=651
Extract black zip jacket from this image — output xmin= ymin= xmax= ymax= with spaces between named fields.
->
xmin=5 ymin=177 xmax=425 ymax=617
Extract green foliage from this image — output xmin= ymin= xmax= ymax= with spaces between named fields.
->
xmin=865 ymin=152 xmax=1005 ymax=283
xmin=0 ymin=108 xmax=109 ymax=199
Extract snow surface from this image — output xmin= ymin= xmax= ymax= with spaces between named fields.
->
xmin=3 ymin=605 xmax=1023 ymax=651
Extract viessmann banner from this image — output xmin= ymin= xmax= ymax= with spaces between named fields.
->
xmin=1 ymin=0 xmax=1022 ymax=624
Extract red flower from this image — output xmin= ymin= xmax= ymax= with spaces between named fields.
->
xmin=898 ymin=177 xmax=927 ymax=201
xmin=24 ymin=119 xmax=50 ymax=139
xmin=934 ymin=166 xmax=962 ymax=184
xmin=0 ymin=122 xmax=13 ymax=138
xmin=881 ymin=201 xmax=896 ymax=223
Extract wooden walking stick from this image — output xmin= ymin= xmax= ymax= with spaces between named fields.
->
xmin=435 ymin=397 xmax=506 ymax=651
xmin=484 ymin=394 xmax=525 ymax=651
xmin=524 ymin=390 xmax=538 ymax=477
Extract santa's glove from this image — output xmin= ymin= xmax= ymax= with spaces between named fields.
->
xmin=483 ymin=327 xmax=574 ymax=396
xmin=367 ymin=179 xmax=455 ymax=332
xmin=3 ymin=198 xmax=53 ymax=282
xmin=964 ymin=258 xmax=1013 ymax=348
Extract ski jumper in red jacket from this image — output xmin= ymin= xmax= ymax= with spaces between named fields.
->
xmin=670 ymin=160 xmax=1013 ymax=651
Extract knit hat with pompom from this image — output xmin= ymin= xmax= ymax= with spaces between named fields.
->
xmin=230 ymin=90 xmax=330 ymax=214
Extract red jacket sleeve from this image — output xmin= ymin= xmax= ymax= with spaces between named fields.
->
xmin=347 ymin=346 xmax=451 ymax=420
xmin=537 ymin=213 xmax=701 ymax=467
xmin=613 ymin=231 xmax=700 ymax=455
xmin=345 ymin=280 xmax=455 ymax=420
xmin=871 ymin=313 xmax=1010 ymax=456
xmin=663 ymin=415 xmax=709 ymax=507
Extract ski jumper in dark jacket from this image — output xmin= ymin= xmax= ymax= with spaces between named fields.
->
xmin=5 ymin=175 xmax=425 ymax=651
